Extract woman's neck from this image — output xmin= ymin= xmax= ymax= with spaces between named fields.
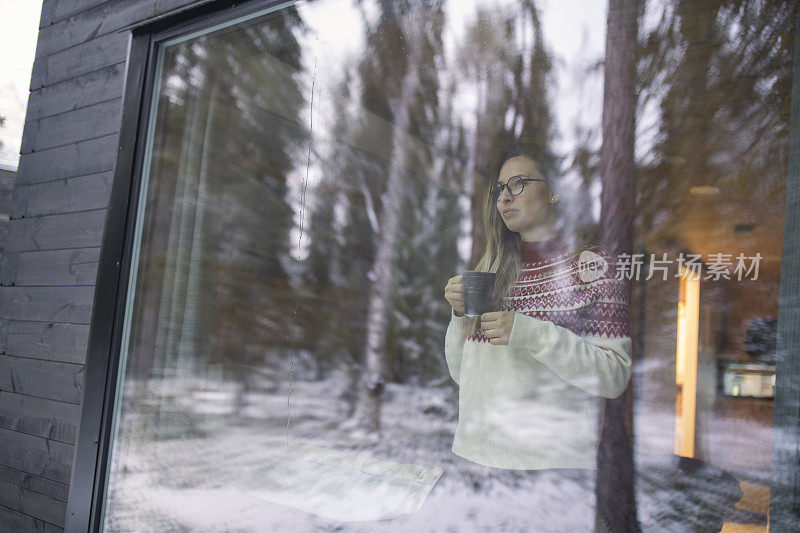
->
xmin=519 ymin=220 xmax=559 ymax=243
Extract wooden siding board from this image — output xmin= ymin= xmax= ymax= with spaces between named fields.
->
xmin=0 ymin=464 xmax=69 ymax=503
xmin=37 ymin=0 xmax=205 ymax=57
xmin=0 ymin=251 xmax=17 ymax=286
xmin=25 ymin=63 xmax=125 ymax=122
xmin=6 ymin=321 xmax=90 ymax=365
xmin=0 ymin=503 xmax=63 ymax=533
xmin=39 ymin=0 xmax=57 ymax=28
xmin=0 ymin=391 xmax=79 ymax=445
xmin=0 ymin=466 xmax=67 ymax=527
xmin=0 ymin=225 xmax=8 ymax=255
xmin=0 ymin=356 xmax=84 ymax=405
xmin=40 ymin=0 xmax=113 ymax=28
xmin=33 ymin=0 xmax=202 ymax=83
xmin=0 ymin=225 xmax=9 ymax=251
xmin=0 ymin=168 xmax=15 ymax=188
xmin=5 ymin=209 xmax=106 ymax=253
xmin=41 ymin=0 xmax=205 ymax=29
xmin=1 ymin=172 xmax=16 ymax=255
xmin=36 ymin=3 xmax=136 ymax=59
xmin=0 ymin=427 xmax=73 ymax=485
xmin=29 ymin=55 xmax=46 ymax=93
xmin=35 ymin=6 xmax=113 ymax=60
xmin=30 ymin=31 xmax=128 ymax=91
xmin=15 ymin=248 xmax=101 ymax=287
xmin=0 ymin=286 xmax=95 ymax=324
xmin=14 ymin=172 xmax=113 ymax=219
xmin=16 ymin=134 xmax=118 ymax=186
xmin=20 ymin=99 xmax=122 ymax=155
xmin=0 ymin=319 xmax=7 ymax=352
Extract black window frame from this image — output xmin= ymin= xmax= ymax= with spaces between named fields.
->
xmin=65 ymin=2 xmax=297 ymax=531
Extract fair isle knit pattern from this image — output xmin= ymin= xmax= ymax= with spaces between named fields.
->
xmin=468 ymin=238 xmax=631 ymax=344
xmin=444 ymin=233 xmax=633 ymax=470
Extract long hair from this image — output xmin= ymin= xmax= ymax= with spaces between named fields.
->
xmin=464 ymin=142 xmax=579 ymax=337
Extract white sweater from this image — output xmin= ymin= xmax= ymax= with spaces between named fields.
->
xmin=444 ymin=236 xmax=633 ymax=470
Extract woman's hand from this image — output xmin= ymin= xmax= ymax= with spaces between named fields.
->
xmin=480 ymin=311 xmax=516 ymax=345
xmin=444 ymin=275 xmax=465 ymax=316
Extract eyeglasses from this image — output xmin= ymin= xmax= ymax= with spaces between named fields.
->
xmin=491 ymin=175 xmax=547 ymax=200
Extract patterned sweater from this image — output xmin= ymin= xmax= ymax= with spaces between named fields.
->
xmin=444 ymin=234 xmax=632 ymax=470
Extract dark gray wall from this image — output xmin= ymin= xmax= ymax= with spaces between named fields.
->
xmin=0 ymin=166 xmax=14 ymax=253
xmin=0 ymin=2 xmax=208 ymax=530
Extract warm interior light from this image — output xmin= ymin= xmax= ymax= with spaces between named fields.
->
xmin=689 ymin=185 xmax=720 ymax=196
xmin=675 ymin=266 xmax=700 ymax=458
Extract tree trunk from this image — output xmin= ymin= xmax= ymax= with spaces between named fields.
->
xmin=470 ymin=73 xmax=487 ymax=268
xmin=597 ymin=0 xmax=640 ymax=531
xmin=347 ymin=12 xmax=423 ymax=435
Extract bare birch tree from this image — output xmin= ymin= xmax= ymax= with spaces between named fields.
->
xmin=347 ymin=4 xmax=441 ymax=434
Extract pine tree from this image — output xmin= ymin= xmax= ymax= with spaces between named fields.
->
xmin=455 ymin=0 xmax=561 ymax=265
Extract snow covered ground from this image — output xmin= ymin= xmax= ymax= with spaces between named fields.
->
xmin=101 ymin=371 xmax=749 ymax=531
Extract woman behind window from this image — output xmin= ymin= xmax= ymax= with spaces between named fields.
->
xmin=443 ymin=141 xmax=632 ymax=471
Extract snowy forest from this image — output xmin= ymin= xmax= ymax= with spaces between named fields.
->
xmin=101 ymin=0 xmax=795 ymax=530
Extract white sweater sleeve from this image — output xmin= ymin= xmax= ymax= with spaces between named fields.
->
xmin=444 ymin=308 xmax=471 ymax=385
xmin=506 ymin=276 xmax=633 ymax=399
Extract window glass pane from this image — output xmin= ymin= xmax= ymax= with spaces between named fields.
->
xmin=100 ymin=0 xmax=795 ymax=530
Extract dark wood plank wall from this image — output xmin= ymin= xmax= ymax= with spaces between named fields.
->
xmin=0 ymin=1 xmax=209 ymax=530
xmin=0 ymin=167 xmax=14 ymax=254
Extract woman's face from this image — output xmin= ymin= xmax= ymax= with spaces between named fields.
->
xmin=496 ymin=156 xmax=552 ymax=239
